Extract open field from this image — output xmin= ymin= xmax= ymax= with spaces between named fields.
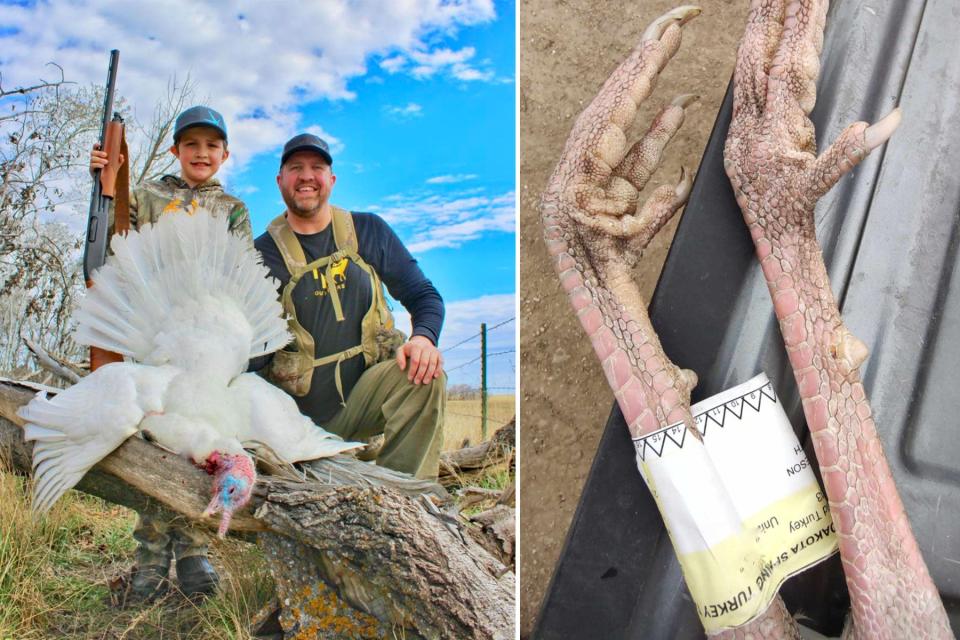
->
xmin=443 ymin=394 xmax=516 ymax=451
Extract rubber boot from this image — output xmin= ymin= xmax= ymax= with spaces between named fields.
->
xmin=129 ymin=543 xmax=172 ymax=600
xmin=172 ymin=526 xmax=219 ymax=598
xmin=176 ymin=555 xmax=220 ymax=598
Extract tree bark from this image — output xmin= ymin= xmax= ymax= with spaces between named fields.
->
xmin=0 ymin=380 xmax=514 ymax=640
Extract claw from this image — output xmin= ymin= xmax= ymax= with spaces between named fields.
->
xmin=671 ymin=93 xmax=699 ymax=109
xmin=833 ymin=329 xmax=869 ymax=373
xmin=864 ymin=107 xmax=902 ymax=151
xmin=674 ymin=167 xmax=693 ymax=201
xmin=641 ymin=5 xmax=702 ymax=42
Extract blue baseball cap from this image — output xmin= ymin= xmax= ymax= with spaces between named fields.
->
xmin=281 ymin=133 xmax=333 ymax=166
xmin=173 ymin=106 xmax=228 ymax=143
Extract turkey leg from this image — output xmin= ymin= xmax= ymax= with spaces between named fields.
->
xmin=724 ymin=1 xmax=952 ymax=637
xmin=540 ymin=6 xmax=799 ymax=638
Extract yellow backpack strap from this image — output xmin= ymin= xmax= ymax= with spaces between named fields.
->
xmin=266 ymin=213 xmax=308 ymax=269
xmin=322 ymin=250 xmax=347 ymax=322
xmin=331 ymin=206 xmax=395 ymax=331
xmin=266 ymin=213 xmax=317 ymax=371
xmin=330 ymin=206 xmax=358 ymax=253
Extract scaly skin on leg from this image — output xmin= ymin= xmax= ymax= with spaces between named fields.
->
xmin=724 ymin=1 xmax=952 ymax=638
xmin=540 ymin=6 xmax=799 ymax=639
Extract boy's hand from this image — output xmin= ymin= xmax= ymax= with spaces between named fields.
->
xmin=395 ymin=335 xmax=443 ymax=385
xmin=89 ymin=143 xmax=125 ymax=176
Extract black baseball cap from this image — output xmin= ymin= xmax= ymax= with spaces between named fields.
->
xmin=173 ymin=106 xmax=228 ymax=143
xmin=281 ymin=133 xmax=333 ymax=166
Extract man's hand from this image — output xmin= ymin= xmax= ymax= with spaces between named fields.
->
xmin=395 ymin=335 xmax=443 ymax=385
xmin=89 ymin=143 xmax=124 ymax=175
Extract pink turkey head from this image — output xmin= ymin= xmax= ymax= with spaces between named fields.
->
xmin=201 ymin=451 xmax=256 ymax=538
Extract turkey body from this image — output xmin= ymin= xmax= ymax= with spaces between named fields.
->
xmin=18 ymin=210 xmax=361 ymax=523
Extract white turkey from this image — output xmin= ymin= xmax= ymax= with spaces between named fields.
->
xmin=17 ymin=209 xmax=362 ymax=536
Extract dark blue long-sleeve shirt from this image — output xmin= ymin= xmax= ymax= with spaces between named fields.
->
xmin=254 ymin=211 xmax=444 ymax=421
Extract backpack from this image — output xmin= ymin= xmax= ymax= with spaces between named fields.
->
xmin=264 ymin=206 xmax=405 ymax=401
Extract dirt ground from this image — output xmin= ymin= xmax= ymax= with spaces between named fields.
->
xmin=518 ymin=1 xmax=750 ymax=635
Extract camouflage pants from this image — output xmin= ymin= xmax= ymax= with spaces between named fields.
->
xmin=326 ymin=361 xmax=446 ymax=480
xmin=133 ymin=512 xmax=211 ymax=566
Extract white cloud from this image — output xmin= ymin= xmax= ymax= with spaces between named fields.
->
xmin=452 ymin=66 xmax=494 ymax=82
xmin=384 ymin=45 xmax=496 ymax=82
xmin=409 ymin=47 xmax=476 ymax=78
xmin=425 ymin=173 xmax=478 ymax=184
xmin=392 ymin=47 xmax=495 ymax=82
xmin=379 ymin=55 xmax=406 ymax=74
xmin=373 ymin=190 xmax=515 ymax=253
xmin=304 ymin=125 xmax=345 ymax=155
xmin=232 ymin=184 xmax=259 ymax=195
xmin=0 ymin=0 xmax=497 ymax=176
xmin=383 ymin=102 xmax=423 ymax=119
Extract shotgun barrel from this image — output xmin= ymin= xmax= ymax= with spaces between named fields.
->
xmin=82 ymin=49 xmax=120 ymax=283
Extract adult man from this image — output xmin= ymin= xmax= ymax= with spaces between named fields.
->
xmin=254 ymin=133 xmax=446 ymax=479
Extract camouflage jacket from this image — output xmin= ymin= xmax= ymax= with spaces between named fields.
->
xmin=110 ymin=174 xmax=252 ymax=244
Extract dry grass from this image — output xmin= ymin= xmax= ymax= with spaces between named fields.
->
xmin=443 ymin=395 xmax=516 ymax=508
xmin=443 ymin=394 xmax=515 ymax=451
xmin=0 ymin=469 xmax=273 ymax=640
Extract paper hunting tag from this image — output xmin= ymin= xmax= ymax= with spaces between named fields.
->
xmin=633 ymin=373 xmax=837 ymax=633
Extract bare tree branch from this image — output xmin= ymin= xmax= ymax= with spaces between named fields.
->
xmin=0 ymin=62 xmax=70 ymax=98
xmin=133 ymin=74 xmax=197 ymax=184
xmin=21 ymin=336 xmax=82 ymax=384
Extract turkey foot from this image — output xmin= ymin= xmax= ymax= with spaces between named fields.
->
xmin=541 ymin=6 xmax=800 ymax=638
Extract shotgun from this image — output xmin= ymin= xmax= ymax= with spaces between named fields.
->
xmin=83 ymin=49 xmax=128 ymax=370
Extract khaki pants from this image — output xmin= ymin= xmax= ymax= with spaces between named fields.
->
xmin=326 ymin=361 xmax=446 ymax=479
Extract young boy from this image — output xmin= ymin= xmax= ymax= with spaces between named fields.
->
xmin=89 ymin=105 xmax=250 ymax=599
xmin=91 ymin=105 xmax=251 ymax=242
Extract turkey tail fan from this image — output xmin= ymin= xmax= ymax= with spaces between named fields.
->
xmin=72 ymin=210 xmax=290 ymax=363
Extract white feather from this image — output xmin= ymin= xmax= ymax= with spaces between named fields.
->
xmin=228 ymin=373 xmax=364 ymax=463
xmin=18 ymin=363 xmax=177 ymax=512
xmin=20 ymin=209 xmax=356 ymax=514
xmin=72 ymin=211 xmax=291 ymax=370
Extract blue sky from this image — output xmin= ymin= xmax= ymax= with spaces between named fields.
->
xmin=0 ymin=0 xmax=516 ymax=390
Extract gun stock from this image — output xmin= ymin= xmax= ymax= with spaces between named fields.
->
xmin=99 ymin=115 xmax=124 ymax=198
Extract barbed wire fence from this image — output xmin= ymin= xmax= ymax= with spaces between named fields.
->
xmin=443 ymin=317 xmax=515 ymax=440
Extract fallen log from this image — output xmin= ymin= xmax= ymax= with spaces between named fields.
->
xmin=0 ymin=380 xmax=514 ymax=639
xmin=469 ymin=504 xmax=515 ymax=567
xmin=438 ymin=418 xmax=515 ymax=488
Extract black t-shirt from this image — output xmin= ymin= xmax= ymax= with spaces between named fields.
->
xmin=254 ymin=211 xmax=444 ymax=422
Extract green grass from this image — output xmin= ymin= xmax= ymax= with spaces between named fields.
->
xmin=0 ymin=469 xmax=275 ymax=640
xmin=476 ymin=468 xmax=512 ymax=492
